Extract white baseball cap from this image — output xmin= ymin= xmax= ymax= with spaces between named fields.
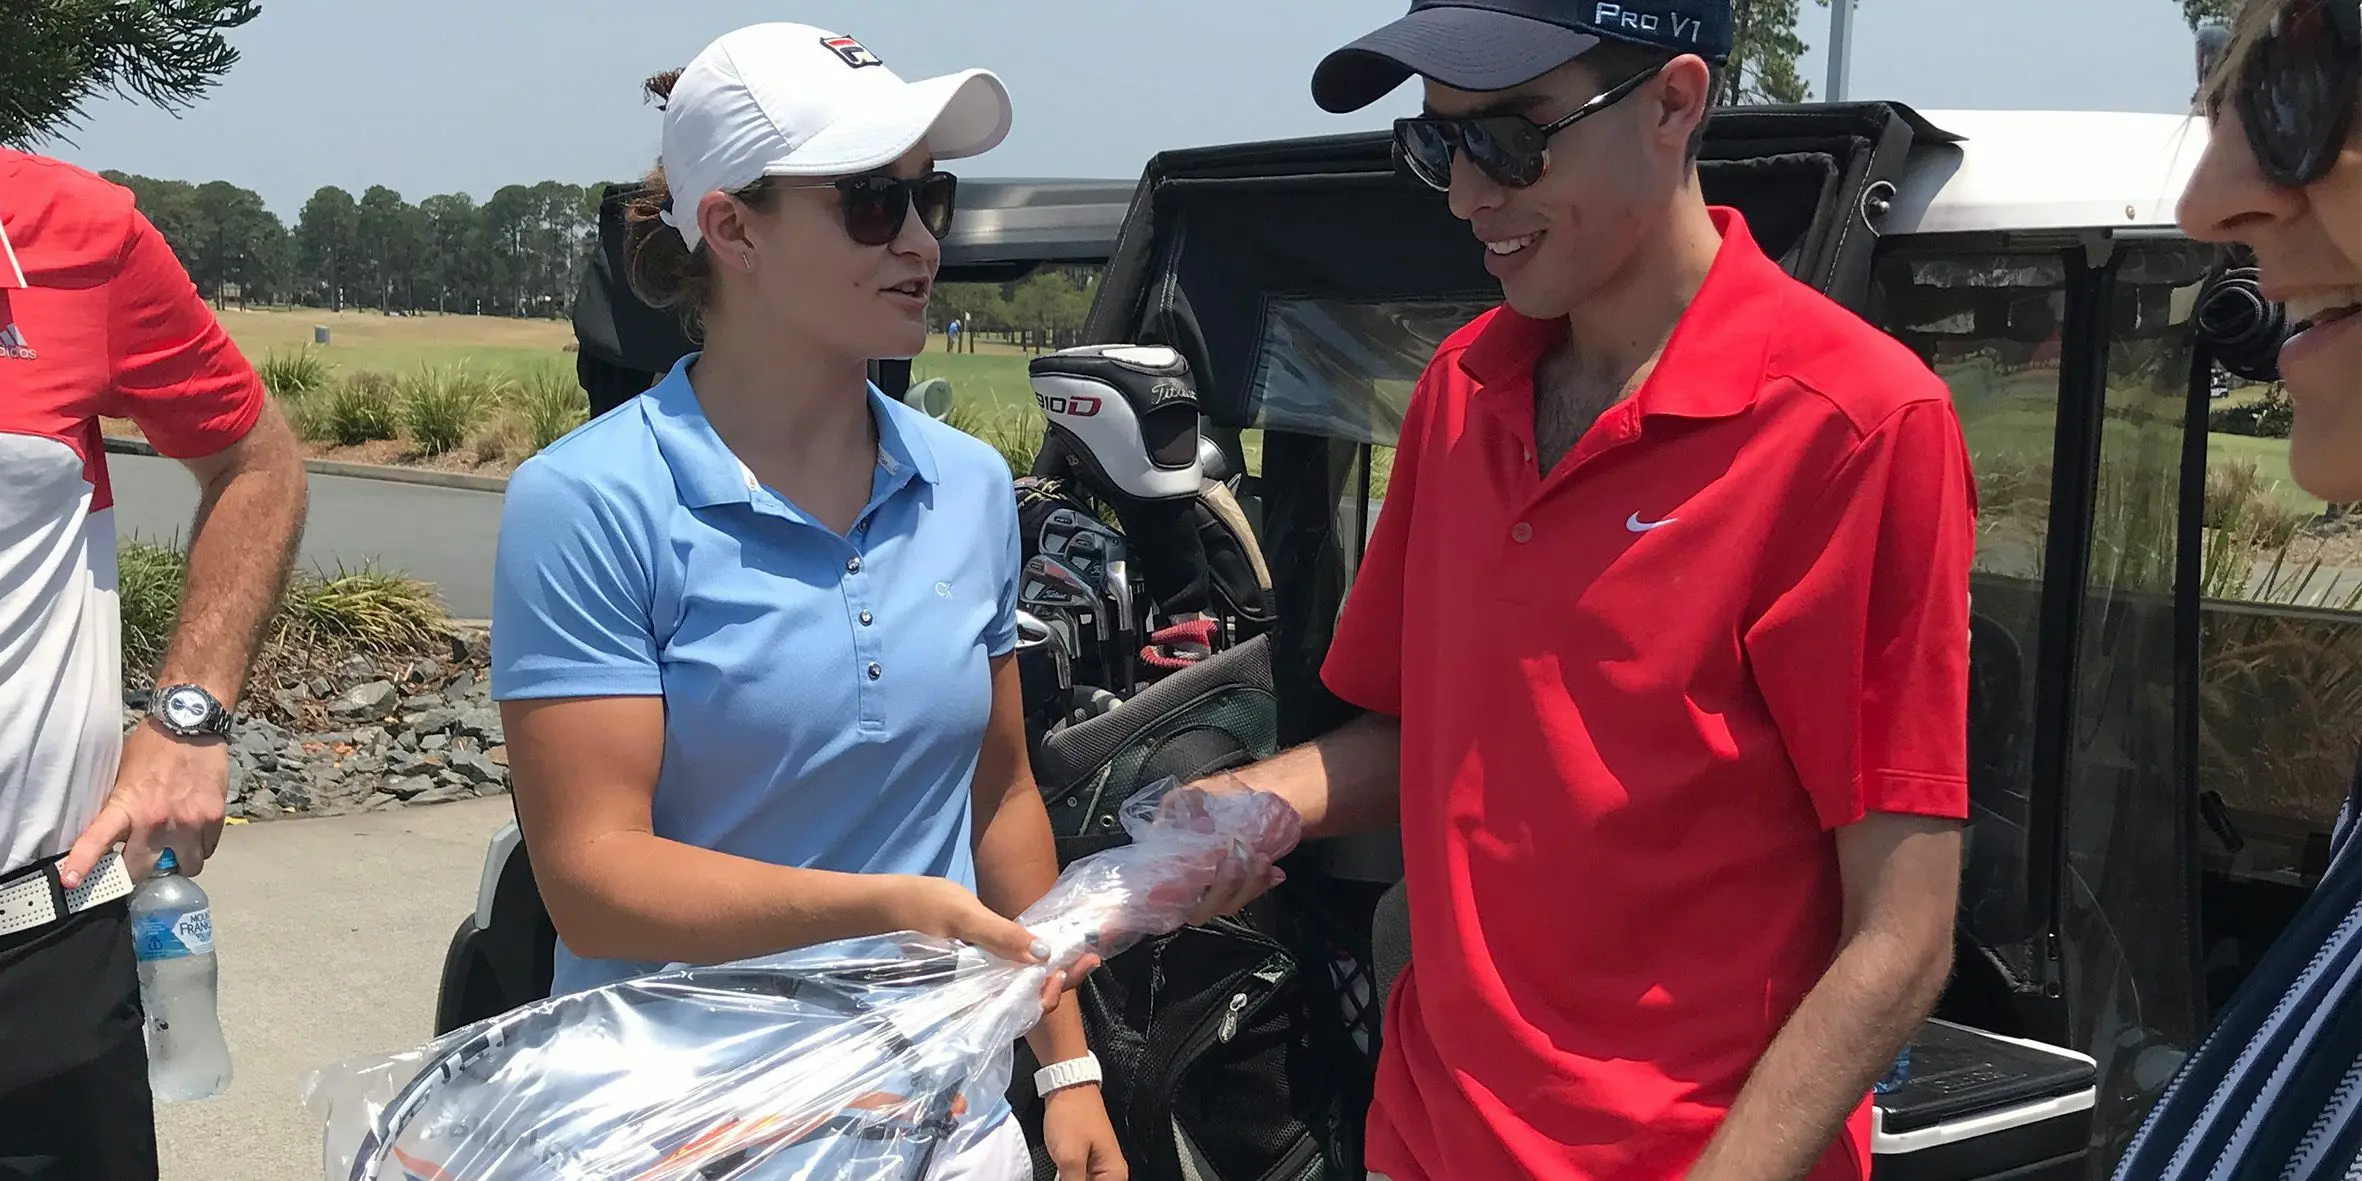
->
xmin=656 ymin=22 xmax=1014 ymax=250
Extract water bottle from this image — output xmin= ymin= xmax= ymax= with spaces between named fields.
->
xmin=129 ymin=849 xmax=232 ymax=1101
xmin=1873 ymin=1044 xmax=1912 ymax=1095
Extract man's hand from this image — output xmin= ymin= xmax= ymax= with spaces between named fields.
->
xmin=59 ymin=719 xmax=230 ymax=887
xmin=1168 ymin=775 xmax=1292 ymax=926
xmin=1041 ymin=1084 xmax=1128 ymax=1181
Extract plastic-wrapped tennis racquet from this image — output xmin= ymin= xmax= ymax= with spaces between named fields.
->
xmin=301 ymin=777 xmax=1300 ymax=1181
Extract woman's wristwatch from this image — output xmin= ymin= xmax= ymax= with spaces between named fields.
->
xmin=1034 ymin=1052 xmax=1103 ymax=1096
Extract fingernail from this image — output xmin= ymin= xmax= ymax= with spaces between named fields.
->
xmin=1029 ymin=939 xmax=1051 ymax=960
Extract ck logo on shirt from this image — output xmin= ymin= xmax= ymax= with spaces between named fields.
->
xmin=0 ymin=322 xmax=33 ymax=360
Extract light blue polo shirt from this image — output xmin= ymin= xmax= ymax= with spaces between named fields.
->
xmin=488 ymin=353 xmax=1023 ymax=1000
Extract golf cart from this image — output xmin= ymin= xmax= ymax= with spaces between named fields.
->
xmin=435 ymin=100 xmax=2342 ymax=1181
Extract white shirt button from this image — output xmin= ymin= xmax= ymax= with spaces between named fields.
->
xmin=1511 ymin=522 xmax=1534 ymax=543
xmin=859 ymin=610 xmax=874 ymax=626
xmin=846 ymin=556 xmax=863 ymax=574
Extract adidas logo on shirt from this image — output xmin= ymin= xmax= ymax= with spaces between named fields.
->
xmin=0 ymin=323 xmax=33 ymax=360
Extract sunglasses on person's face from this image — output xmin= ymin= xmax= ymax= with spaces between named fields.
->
xmin=772 ymin=170 xmax=959 ymax=247
xmin=1392 ymin=60 xmax=1670 ymax=192
xmin=2221 ymin=0 xmax=2360 ymax=189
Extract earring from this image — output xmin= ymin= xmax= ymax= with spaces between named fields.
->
xmin=740 ymin=250 xmax=755 ymax=271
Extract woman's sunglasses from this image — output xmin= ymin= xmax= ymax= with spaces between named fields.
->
xmin=771 ymin=170 xmax=959 ymax=247
xmin=1391 ymin=60 xmax=1670 ymax=192
xmin=2219 ymin=0 xmax=2360 ymax=189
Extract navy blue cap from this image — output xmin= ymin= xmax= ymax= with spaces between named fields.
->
xmin=1312 ymin=0 xmax=1734 ymax=113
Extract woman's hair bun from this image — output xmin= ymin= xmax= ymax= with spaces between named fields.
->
xmin=643 ymin=69 xmax=683 ymax=109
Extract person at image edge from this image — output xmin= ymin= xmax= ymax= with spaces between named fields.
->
xmin=0 ymin=148 xmax=309 ymax=1179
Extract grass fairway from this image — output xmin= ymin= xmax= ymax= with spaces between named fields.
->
xmin=2210 ymin=431 xmax=2325 ymax=515
xmin=217 ymin=307 xmax=577 ymax=381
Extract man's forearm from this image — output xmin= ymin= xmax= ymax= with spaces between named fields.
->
xmin=163 ymin=414 xmax=306 ymax=707
xmin=1686 ymin=936 xmax=1951 ymax=1180
xmin=1217 ymin=711 xmax=1402 ymax=839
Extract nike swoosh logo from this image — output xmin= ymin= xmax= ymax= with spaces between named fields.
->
xmin=1626 ymin=513 xmax=1679 ymax=532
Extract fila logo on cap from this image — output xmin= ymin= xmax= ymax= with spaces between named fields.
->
xmin=0 ymin=322 xmax=34 ymax=361
xmin=821 ymin=35 xmax=883 ymax=68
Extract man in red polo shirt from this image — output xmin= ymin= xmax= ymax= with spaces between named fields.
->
xmin=1 ymin=148 xmax=306 ymax=1177
xmin=1184 ymin=2 xmax=1976 ymax=1178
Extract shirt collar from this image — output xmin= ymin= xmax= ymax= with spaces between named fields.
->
xmin=644 ymin=353 xmax=940 ymax=511
xmin=1458 ymin=206 xmax=1788 ymax=422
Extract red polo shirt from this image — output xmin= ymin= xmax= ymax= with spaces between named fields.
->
xmin=1324 ymin=207 xmax=1975 ymax=1180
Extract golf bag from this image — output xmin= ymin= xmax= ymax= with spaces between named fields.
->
xmin=1000 ymin=346 xmax=1376 ymax=1181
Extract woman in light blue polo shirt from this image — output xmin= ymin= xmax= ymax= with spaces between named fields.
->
xmin=487 ymin=23 xmax=1122 ymax=1181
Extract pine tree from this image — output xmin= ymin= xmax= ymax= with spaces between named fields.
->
xmin=3 ymin=1 xmax=261 ymax=147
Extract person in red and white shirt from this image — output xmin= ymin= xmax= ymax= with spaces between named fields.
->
xmin=0 ymin=148 xmax=306 ymax=1178
xmin=1179 ymin=4 xmax=1977 ymax=1180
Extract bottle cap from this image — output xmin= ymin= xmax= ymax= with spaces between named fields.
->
xmin=155 ymin=849 xmax=178 ymax=874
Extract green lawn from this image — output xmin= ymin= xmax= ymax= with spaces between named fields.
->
xmin=2209 ymin=431 xmax=2324 ymax=515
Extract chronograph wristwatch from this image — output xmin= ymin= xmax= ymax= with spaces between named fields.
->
xmin=150 ymin=683 xmax=234 ymax=739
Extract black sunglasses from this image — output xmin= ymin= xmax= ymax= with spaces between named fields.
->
xmin=2219 ymin=0 xmax=2360 ymax=188
xmin=1392 ymin=60 xmax=1670 ymax=191
xmin=772 ymin=170 xmax=959 ymax=247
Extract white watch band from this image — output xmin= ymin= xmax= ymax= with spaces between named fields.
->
xmin=1033 ymin=1052 xmax=1103 ymax=1095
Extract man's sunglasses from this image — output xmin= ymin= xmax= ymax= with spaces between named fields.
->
xmin=1392 ymin=60 xmax=1670 ymax=192
xmin=2218 ymin=0 xmax=2360 ymax=189
xmin=772 ymin=170 xmax=959 ymax=247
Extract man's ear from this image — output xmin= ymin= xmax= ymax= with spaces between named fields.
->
xmin=1652 ymin=54 xmax=1716 ymax=155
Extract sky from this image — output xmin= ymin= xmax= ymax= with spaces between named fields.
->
xmin=43 ymin=0 xmax=2217 ymax=219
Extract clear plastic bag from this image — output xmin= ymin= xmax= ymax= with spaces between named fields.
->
xmin=299 ymin=777 xmax=1299 ymax=1180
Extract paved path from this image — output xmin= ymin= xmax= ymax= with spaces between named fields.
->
xmin=108 ymin=453 xmax=505 ymax=619
xmin=152 ymin=797 xmax=513 ymax=1181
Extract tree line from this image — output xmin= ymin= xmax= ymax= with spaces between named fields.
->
xmin=101 ymin=172 xmax=600 ymax=318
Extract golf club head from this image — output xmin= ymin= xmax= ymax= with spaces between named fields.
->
xmin=1020 ymin=555 xmax=1096 ymax=612
xmin=1013 ymin=610 xmax=1074 ymax=734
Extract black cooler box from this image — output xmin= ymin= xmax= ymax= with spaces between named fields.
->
xmin=1871 ymin=1019 xmax=2099 ymax=1181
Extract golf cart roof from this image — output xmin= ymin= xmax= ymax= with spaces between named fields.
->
xmin=1886 ymin=109 xmax=2211 ymax=237
xmin=939 ymin=177 xmax=1136 ymax=278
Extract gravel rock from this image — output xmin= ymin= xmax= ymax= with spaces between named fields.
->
xmin=389 ymin=751 xmax=442 ymax=777
xmin=457 ymin=707 xmax=503 ymax=744
xmin=387 ymin=775 xmax=438 ymax=800
xmin=447 ymin=751 xmax=506 ymax=786
xmin=329 ymin=680 xmax=400 ymax=720
xmin=122 ymin=637 xmax=500 ymax=822
xmin=404 ymin=707 xmax=462 ymax=736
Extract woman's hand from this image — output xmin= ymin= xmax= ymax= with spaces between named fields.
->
xmin=1041 ymin=1085 xmax=1128 ymax=1181
xmin=893 ymin=874 xmax=1050 ymax=964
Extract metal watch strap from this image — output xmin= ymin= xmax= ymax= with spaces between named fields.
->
xmin=1033 ymin=1052 xmax=1102 ymax=1096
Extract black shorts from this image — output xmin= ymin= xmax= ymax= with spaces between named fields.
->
xmin=0 ymin=896 xmax=159 ymax=1181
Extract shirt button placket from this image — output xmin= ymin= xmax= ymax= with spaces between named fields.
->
xmin=846 ymin=549 xmax=884 ymax=732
